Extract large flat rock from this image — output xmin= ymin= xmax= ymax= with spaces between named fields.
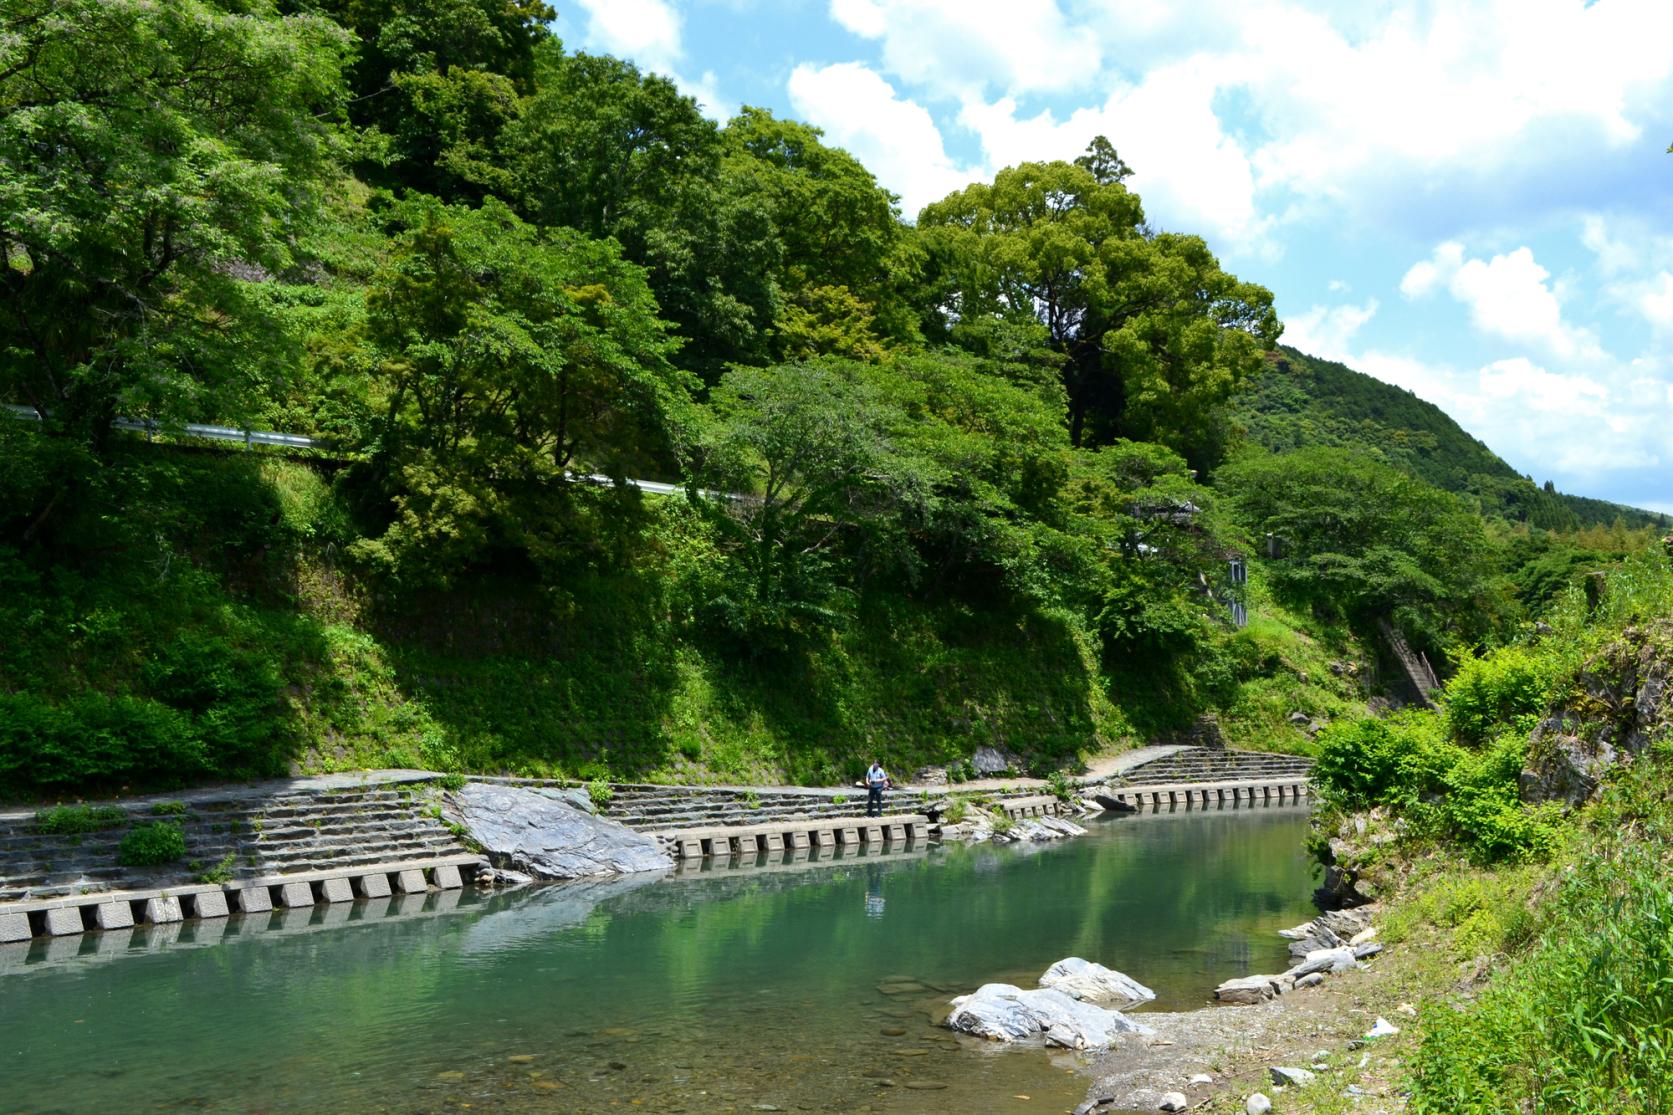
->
xmin=449 ymin=784 xmax=672 ymax=881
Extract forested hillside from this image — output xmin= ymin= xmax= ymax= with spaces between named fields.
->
xmin=1238 ymin=346 xmax=1665 ymax=532
xmin=0 ymin=1 xmax=1660 ymax=799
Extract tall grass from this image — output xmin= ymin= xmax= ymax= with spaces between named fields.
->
xmin=1410 ymin=756 xmax=1673 ymax=1113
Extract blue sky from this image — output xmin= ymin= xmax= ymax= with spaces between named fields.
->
xmin=556 ymin=0 xmax=1673 ymax=515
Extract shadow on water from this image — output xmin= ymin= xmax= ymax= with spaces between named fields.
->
xmin=0 ymin=808 xmax=1317 ymax=1114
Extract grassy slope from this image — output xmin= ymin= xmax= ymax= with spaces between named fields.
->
xmin=1236 ymin=346 xmax=1666 ymax=531
xmin=1 ymin=443 xmax=1367 ymax=799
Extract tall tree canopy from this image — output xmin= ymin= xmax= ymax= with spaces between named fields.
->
xmin=310 ymin=0 xmax=554 ymax=199
xmin=919 ymin=140 xmax=1280 ymax=469
xmin=506 ymin=52 xmax=781 ymax=375
xmin=355 ymin=198 xmax=694 ymax=581
xmin=0 ymin=0 xmax=351 ymax=451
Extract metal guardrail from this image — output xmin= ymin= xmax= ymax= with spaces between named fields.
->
xmin=7 ymin=404 xmax=326 ymax=451
xmin=6 ymin=404 xmax=698 ymax=497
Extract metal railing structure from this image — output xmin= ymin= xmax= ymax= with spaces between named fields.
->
xmin=4 ymin=404 xmax=693 ymax=498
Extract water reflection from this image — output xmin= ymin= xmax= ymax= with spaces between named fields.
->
xmin=0 ymin=807 xmax=1317 ymax=1115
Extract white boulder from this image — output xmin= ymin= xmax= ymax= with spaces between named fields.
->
xmin=945 ymin=983 xmax=1154 ymax=1049
xmin=1039 ymin=957 xmax=1156 ymax=1006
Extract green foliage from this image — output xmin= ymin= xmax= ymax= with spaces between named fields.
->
xmin=586 ymin=779 xmax=614 ymax=810
xmin=1410 ymin=766 xmax=1673 ymax=1113
xmin=196 ymin=853 xmax=237 ymax=885
xmin=1045 ymin=770 xmax=1077 ymax=803
xmin=1313 ymin=714 xmax=1558 ymax=865
xmin=1444 ymin=648 xmax=1551 ymax=747
xmin=1236 ymin=347 xmax=1664 ymax=534
xmin=1221 ymin=446 xmax=1508 ymax=650
xmin=918 ymin=141 xmax=1279 ymax=468
xmin=689 ymin=362 xmax=906 ymax=641
xmin=351 ymin=196 xmax=695 ymax=584
xmin=0 ymin=0 xmax=351 ymax=455
xmin=150 ymin=801 xmax=188 ymax=817
xmin=117 ymin=821 xmax=187 ymax=867
xmin=34 ymin=805 xmax=127 ymax=835
xmin=433 ymin=773 xmax=469 ymax=792
xmin=942 ymin=798 xmax=969 ymax=824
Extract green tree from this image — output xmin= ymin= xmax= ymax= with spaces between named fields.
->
xmin=919 ymin=139 xmax=1279 ymax=467
xmin=688 ymin=363 xmax=913 ymax=641
xmin=312 ymin=0 xmax=554 ymax=199
xmin=355 ymin=198 xmax=695 ymax=581
xmin=1221 ymin=447 xmax=1508 ymax=648
xmin=723 ymin=107 xmax=918 ymax=348
xmin=0 ymin=0 xmax=351 ymax=453
xmin=506 ymin=52 xmax=781 ymax=375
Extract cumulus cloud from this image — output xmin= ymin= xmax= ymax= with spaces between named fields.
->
xmin=836 ymin=1 xmax=1673 ymax=248
xmin=958 ymin=58 xmax=1272 ymax=253
xmin=569 ymin=0 xmax=685 ymax=76
xmin=786 ymin=63 xmax=984 ymax=217
xmin=1284 ymin=299 xmax=1378 ymax=364
xmin=1350 ymin=348 xmax=1664 ymax=481
xmin=1401 ymin=242 xmax=1601 ymax=360
xmin=1637 ymin=273 xmax=1673 ymax=329
xmin=827 ymin=0 xmax=1100 ymax=98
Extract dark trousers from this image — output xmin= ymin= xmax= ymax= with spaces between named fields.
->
xmin=867 ymin=785 xmax=884 ymax=816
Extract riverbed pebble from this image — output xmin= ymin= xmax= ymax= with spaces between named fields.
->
xmin=1158 ymin=1091 xmax=1188 ymax=1111
xmin=1245 ymin=1094 xmax=1273 ymax=1115
xmin=1270 ymin=1065 xmax=1316 ymax=1087
xmin=1188 ymin=1073 xmax=1213 ymax=1085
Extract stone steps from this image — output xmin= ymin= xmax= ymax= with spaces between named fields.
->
xmin=0 ymin=784 xmax=470 ymax=904
xmin=1119 ymin=748 xmax=1312 ymax=786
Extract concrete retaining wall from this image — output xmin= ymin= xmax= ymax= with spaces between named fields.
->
xmin=1 ymin=855 xmax=485 ymax=942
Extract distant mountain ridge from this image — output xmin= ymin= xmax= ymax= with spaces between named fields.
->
xmin=1233 ymin=345 xmax=1665 ymax=532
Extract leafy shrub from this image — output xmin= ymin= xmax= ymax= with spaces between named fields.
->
xmin=117 ymin=822 xmax=187 ymax=867
xmin=1045 ymin=769 xmax=1077 ymax=803
xmin=0 ymin=693 xmax=207 ymax=793
xmin=150 ymin=801 xmax=187 ymax=816
xmin=196 ymin=853 xmax=237 ymax=884
xmin=1315 ymin=715 xmax=1558 ymax=865
xmin=35 ymin=805 xmax=127 ymax=834
xmin=1311 ymin=713 xmax=1458 ymax=812
xmin=943 ymin=798 xmax=968 ymax=824
xmin=1445 ymin=647 xmax=1551 ymax=747
xmin=586 ymin=779 xmax=614 ymax=810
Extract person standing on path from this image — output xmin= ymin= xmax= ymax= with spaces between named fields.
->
xmin=865 ymin=760 xmax=890 ymax=817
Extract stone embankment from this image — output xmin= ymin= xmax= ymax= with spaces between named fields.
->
xmin=0 ymin=775 xmax=485 ymax=944
xmin=0 ymin=745 xmax=1315 ymax=944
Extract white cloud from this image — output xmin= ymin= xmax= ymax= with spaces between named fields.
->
xmin=786 ymin=63 xmax=984 ymax=217
xmin=1399 ymin=242 xmax=1463 ymax=298
xmin=1401 ymin=242 xmax=1601 ymax=360
xmin=679 ymin=70 xmax=736 ymax=123
xmin=826 ymin=0 xmax=1100 ymax=98
xmin=1284 ymin=299 xmax=1378 ymax=364
xmin=569 ymin=0 xmax=684 ymax=76
xmin=1348 ymin=348 xmax=1664 ymax=480
xmin=1581 ymin=214 xmax=1642 ymax=276
xmin=1478 ymin=357 xmax=1607 ymax=415
xmin=958 ymin=57 xmax=1272 ymax=253
xmin=1634 ymin=272 xmax=1673 ymax=329
xmin=858 ymin=1 xmax=1673 ymax=240
xmin=1327 ymin=279 xmax=1350 ymax=293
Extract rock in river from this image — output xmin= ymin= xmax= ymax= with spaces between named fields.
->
xmin=1039 ymin=957 xmax=1156 ymax=1007
xmin=945 ymin=983 xmax=1153 ymax=1050
xmin=447 ymin=784 xmax=672 ymax=880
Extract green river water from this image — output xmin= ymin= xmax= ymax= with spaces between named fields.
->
xmin=0 ymin=806 xmax=1316 ymax=1115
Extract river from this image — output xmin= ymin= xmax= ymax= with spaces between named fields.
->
xmin=0 ymin=806 xmax=1316 ymax=1114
